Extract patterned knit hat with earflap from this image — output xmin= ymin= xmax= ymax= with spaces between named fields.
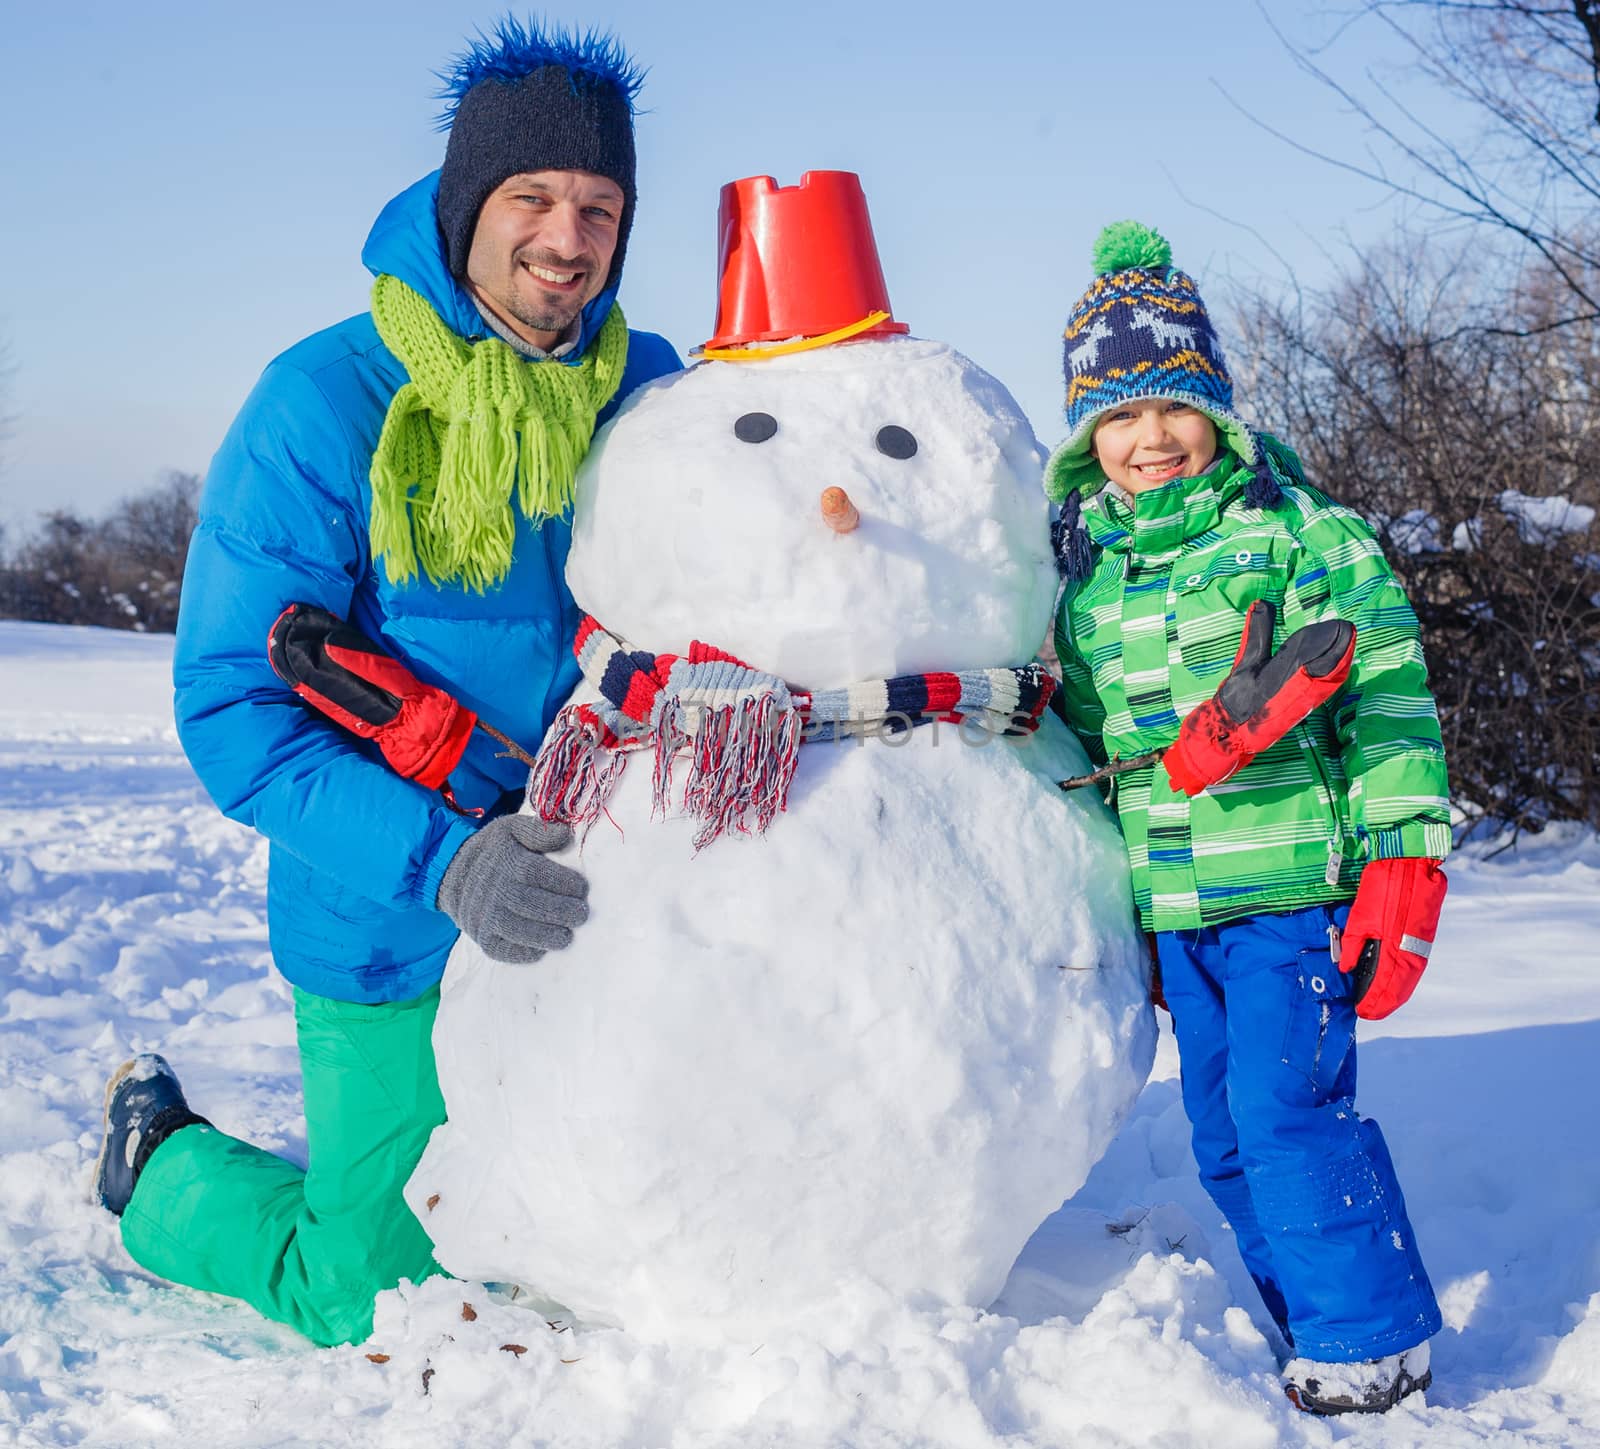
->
xmin=1046 ymin=222 xmax=1283 ymax=580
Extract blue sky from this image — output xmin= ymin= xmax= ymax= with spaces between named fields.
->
xmin=1 ymin=1 xmax=1441 ymax=522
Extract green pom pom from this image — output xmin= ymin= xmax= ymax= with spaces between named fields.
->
xmin=1092 ymin=221 xmax=1172 ymax=276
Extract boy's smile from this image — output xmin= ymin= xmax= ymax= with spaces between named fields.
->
xmin=1091 ymin=398 xmax=1218 ymax=494
xmin=1129 ymin=455 xmax=1190 ymax=485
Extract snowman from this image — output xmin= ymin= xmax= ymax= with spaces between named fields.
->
xmin=406 ymin=172 xmax=1155 ymax=1342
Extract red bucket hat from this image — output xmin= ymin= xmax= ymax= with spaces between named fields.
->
xmin=700 ymin=171 xmax=909 ymax=360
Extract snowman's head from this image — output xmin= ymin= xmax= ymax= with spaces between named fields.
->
xmin=566 ymin=336 xmax=1056 ymax=688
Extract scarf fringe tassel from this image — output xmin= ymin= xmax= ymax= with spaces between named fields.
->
xmin=529 ymin=694 xmax=803 ymax=852
xmin=526 ymin=708 xmax=629 ymax=837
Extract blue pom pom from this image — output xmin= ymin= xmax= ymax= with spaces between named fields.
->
xmin=1243 ymin=433 xmax=1284 ymax=508
xmin=436 ymin=15 xmax=646 ymax=130
xmin=1051 ymin=492 xmax=1095 ymax=581
xmin=1243 ymin=468 xmax=1281 ymax=509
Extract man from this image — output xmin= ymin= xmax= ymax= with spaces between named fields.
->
xmin=89 ymin=19 xmax=678 ymax=1348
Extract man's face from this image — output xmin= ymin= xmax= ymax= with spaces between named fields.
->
xmin=1091 ymin=399 xmax=1218 ymax=494
xmin=463 ymin=169 xmax=624 ymax=349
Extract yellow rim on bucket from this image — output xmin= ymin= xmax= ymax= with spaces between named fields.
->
xmin=698 ymin=311 xmax=892 ymax=362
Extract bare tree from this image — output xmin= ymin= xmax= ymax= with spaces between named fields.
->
xmin=1240 ymin=1 xmax=1600 ymax=326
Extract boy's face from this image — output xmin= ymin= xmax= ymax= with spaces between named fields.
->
xmin=1091 ymin=399 xmax=1218 ymax=494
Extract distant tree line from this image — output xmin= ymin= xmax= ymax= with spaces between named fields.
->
xmin=0 ymin=472 xmax=199 ymax=634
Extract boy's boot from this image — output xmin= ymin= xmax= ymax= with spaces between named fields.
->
xmin=1282 ymin=1340 xmax=1431 ymax=1415
xmin=93 ymin=1055 xmax=209 ymax=1215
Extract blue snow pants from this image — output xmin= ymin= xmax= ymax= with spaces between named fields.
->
xmin=1157 ymin=903 xmax=1441 ymax=1362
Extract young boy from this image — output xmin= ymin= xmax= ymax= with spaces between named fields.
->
xmin=1048 ymin=222 xmax=1451 ymax=1415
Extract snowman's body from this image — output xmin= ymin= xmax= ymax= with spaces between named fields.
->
xmin=408 ymin=338 xmax=1154 ymax=1342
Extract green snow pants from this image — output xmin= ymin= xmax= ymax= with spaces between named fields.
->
xmin=121 ymin=985 xmax=447 ymax=1347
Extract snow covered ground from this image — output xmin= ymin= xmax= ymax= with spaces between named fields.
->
xmin=2 ymin=618 xmax=1598 ymax=1448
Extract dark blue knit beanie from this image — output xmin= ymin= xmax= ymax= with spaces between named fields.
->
xmin=435 ymin=19 xmax=644 ymax=287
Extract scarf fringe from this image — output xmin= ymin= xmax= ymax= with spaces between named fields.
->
xmin=520 ymin=409 xmax=586 ymax=523
xmin=531 ymin=695 xmax=803 ymax=852
xmin=368 ymin=382 xmax=436 ymax=587
xmin=660 ymin=694 xmax=802 ymax=852
xmin=527 ymin=707 xmax=631 ymax=838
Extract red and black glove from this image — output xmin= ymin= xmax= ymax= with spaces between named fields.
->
xmin=1163 ymin=600 xmax=1356 ymax=797
xmin=1339 ymin=856 xmax=1448 ymax=1020
xmin=267 ymin=603 xmax=477 ymax=791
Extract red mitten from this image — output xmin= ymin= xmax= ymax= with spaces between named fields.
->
xmin=1339 ymin=856 xmax=1448 ymax=1020
xmin=267 ymin=603 xmax=477 ymax=790
xmin=1163 ymin=600 xmax=1356 ymax=796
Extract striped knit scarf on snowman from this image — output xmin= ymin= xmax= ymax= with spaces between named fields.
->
xmin=528 ymin=615 xmax=1058 ymax=851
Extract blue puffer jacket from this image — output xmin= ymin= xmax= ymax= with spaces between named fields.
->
xmin=174 ymin=172 xmax=679 ymax=1004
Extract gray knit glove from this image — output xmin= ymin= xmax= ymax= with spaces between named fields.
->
xmin=436 ymin=815 xmax=589 ymax=964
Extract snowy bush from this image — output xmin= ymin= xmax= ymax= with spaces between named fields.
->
xmin=1234 ymin=241 xmax=1600 ymax=836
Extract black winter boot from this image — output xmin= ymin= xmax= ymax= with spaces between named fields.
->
xmin=1283 ymin=1340 xmax=1432 ymax=1415
xmin=93 ymin=1055 xmax=209 ymax=1216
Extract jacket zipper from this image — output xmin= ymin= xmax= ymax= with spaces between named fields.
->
xmin=1299 ymin=719 xmax=1351 ymax=886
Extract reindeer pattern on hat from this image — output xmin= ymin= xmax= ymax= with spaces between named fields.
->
xmin=1066 ymin=316 xmax=1114 ymax=372
xmin=1129 ymin=306 xmax=1198 ymax=353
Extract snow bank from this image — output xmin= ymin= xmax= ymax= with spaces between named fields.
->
xmin=6 ymin=628 xmax=1600 ymax=1446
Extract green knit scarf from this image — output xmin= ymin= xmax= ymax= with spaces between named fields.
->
xmin=367 ymin=274 xmax=630 ymax=591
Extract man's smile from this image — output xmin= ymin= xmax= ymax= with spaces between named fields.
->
xmin=521 ymin=259 xmax=587 ymax=292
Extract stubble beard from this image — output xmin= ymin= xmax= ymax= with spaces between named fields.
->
xmin=503 ymin=290 xmax=584 ymax=338
xmin=503 ymin=249 xmax=600 ymax=339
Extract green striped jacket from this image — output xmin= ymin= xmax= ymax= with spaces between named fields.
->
xmin=1053 ymin=441 xmax=1453 ymax=932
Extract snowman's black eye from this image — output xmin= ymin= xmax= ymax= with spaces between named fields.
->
xmin=875 ymin=425 xmax=918 ymax=460
xmin=734 ymin=412 xmax=778 ymax=444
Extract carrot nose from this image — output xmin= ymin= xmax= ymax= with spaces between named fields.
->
xmin=820 ymin=487 xmax=859 ymax=534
